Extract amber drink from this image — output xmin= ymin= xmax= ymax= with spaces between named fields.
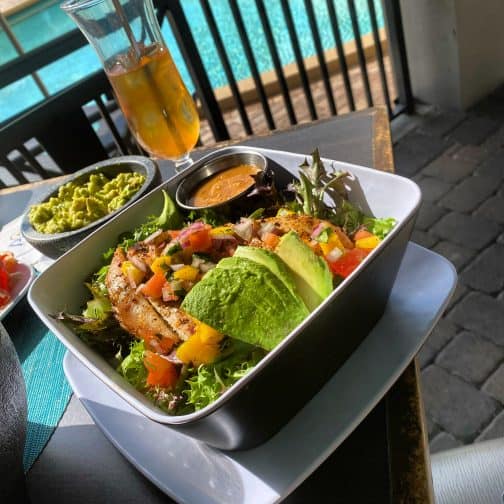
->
xmin=107 ymin=45 xmax=200 ymax=160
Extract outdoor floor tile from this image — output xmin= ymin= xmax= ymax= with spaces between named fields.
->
xmin=460 ymin=244 xmax=504 ymax=294
xmin=447 ymin=283 xmax=468 ymax=312
xmin=417 ymin=111 xmax=465 ymax=138
xmin=475 ymin=194 xmax=504 ymax=224
xmin=394 ymin=131 xmax=450 ymax=177
xmin=476 ymin=410 xmax=504 ymax=442
xmin=421 ymin=365 xmax=498 ymax=440
xmin=418 ymin=343 xmax=437 ymax=369
xmin=425 ymin=318 xmax=459 ymax=352
xmin=433 ymin=241 xmax=476 ymax=270
xmin=430 ymin=432 xmax=463 ymax=454
xmin=421 ymin=152 xmax=478 ymax=184
xmin=448 ymin=292 xmax=504 ymax=346
xmin=435 ymin=331 xmax=504 ymax=384
xmin=431 ymin=212 xmax=501 ymax=250
xmin=476 ymin=149 xmax=504 ymax=180
xmin=415 ymin=176 xmax=452 ymax=203
xmin=451 ymin=145 xmax=489 ymax=164
xmin=415 ymin=203 xmax=447 ymax=231
xmin=438 ymin=175 xmax=500 ymax=213
xmin=482 ymin=364 xmax=504 ymax=405
xmin=411 ymin=229 xmax=438 ymax=249
xmin=448 ymin=116 xmax=500 ymax=145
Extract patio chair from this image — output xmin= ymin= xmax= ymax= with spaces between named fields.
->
xmin=432 ymin=438 xmax=504 ymax=503
xmin=0 ymin=71 xmax=137 ymax=187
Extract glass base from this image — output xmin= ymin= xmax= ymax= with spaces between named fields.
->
xmin=174 ymin=153 xmax=194 ymax=173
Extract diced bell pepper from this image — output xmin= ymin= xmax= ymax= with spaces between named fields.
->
xmin=210 ymin=226 xmax=234 ymax=236
xmin=319 ymin=232 xmax=345 ymax=256
xmin=176 ymin=330 xmax=221 ymax=366
xmin=173 ymin=265 xmax=199 ymax=282
xmin=355 ymin=235 xmax=380 ymax=250
xmin=120 ymin=260 xmax=145 ymax=287
xmin=150 ymin=255 xmax=172 ymax=274
xmin=143 ymin=351 xmax=178 ymax=388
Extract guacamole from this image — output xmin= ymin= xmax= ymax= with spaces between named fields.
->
xmin=29 ymin=171 xmax=145 ymax=234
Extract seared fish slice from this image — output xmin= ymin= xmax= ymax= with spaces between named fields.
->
xmin=106 ymin=248 xmax=179 ymax=346
xmin=262 ymin=214 xmax=320 ymax=244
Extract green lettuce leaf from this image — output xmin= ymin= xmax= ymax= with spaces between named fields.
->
xmin=118 ymin=340 xmax=148 ymax=390
xmin=363 ymin=217 xmax=396 ymax=239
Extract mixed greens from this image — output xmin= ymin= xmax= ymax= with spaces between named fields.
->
xmin=58 ymin=149 xmax=396 ymax=414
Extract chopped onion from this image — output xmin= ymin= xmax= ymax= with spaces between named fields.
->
xmin=170 ymin=264 xmax=185 ymax=272
xmin=162 ymin=284 xmax=179 ymax=302
xmin=211 ymin=233 xmax=235 ymax=241
xmin=127 ymin=253 xmax=148 ymax=272
xmin=233 ymin=219 xmax=253 ymax=241
xmin=144 ymin=229 xmax=163 ymax=244
xmin=191 ymin=256 xmax=204 ymax=268
xmin=258 ymin=222 xmax=276 ymax=239
xmin=166 ymin=350 xmax=183 ymax=364
xmin=311 ymin=223 xmax=326 ymax=240
xmin=200 ymin=262 xmax=216 ymax=273
xmin=178 ymin=221 xmax=206 ymax=247
xmin=326 ymin=247 xmax=343 ymax=263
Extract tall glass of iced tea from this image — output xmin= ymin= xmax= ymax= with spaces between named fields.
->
xmin=61 ymin=0 xmax=200 ymax=170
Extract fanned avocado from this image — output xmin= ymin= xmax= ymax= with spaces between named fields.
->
xmin=275 ymin=231 xmax=333 ymax=311
xmin=233 ymin=246 xmax=306 ymax=308
xmin=181 ymin=256 xmax=309 ymax=351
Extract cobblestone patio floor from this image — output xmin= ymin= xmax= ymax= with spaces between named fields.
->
xmin=392 ymin=87 xmax=504 ymax=454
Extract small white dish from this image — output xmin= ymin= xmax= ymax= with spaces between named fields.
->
xmin=0 ymin=261 xmax=35 ymax=320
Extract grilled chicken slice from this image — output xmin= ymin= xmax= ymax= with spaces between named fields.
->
xmin=147 ymin=300 xmax=196 ymax=341
xmin=106 ymin=248 xmax=179 ymax=349
xmin=262 ymin=214 xmax=320 ymax=244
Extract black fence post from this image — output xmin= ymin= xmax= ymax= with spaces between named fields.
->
xmin=382 ymin=0 xmax=414 ymax=114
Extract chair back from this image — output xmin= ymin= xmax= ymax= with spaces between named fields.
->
xmin=0 ymin=71 xmax=135 ymax=187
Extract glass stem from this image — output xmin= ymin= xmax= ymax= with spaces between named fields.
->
xmin=174 ymin=153 xmax=194 ymax=173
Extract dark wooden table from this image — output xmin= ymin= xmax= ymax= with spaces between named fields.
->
xmin=2 ymin=107 xmax=433 ymax=503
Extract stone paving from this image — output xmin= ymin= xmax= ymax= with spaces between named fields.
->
xmin=392 ymin=87 xmax=504 ymax=453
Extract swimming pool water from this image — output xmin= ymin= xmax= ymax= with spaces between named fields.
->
xmin=0 ymin=0 xmax=384 ymax=123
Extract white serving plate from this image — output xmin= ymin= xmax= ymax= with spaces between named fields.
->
xmin=64 ymin=242 xmax=456 ymax=504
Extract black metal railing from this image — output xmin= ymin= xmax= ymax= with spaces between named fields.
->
xmin=0 ymin=0 xmax=414 ymax=185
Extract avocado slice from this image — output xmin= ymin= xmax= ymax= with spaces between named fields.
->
xmin=181 ymin=256 xmax=309 ymax=351
xmin=275 ymin=231 xmax=333 ymax=311
xmin=233 ymin=246 xmax=306 ymax=308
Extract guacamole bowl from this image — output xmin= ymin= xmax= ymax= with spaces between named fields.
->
xmin=21 ymin=156 xmax=159 ymax=259
xmin=28 ymin=146 xmax=421 ymax=450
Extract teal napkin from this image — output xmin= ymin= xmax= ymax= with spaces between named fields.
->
xmin=4 ymin=299 xmax=72 ymax=472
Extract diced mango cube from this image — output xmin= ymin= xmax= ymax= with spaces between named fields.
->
xmin=210 ymin=226 xmax=234 ymax=236
xmin=120 ymin=260 xmax=145 ymax=285
xmin=176 ymin=332 xmax=220 ymax=366
xmin=173 ymin=265 xmax=199 ymax=281
xmin=355 ymin=235 xmax=380 ymax=250
xmin=319 ymin=232 xmax=345 ymax=255
xmin=150 ymin=256 xmax=172 ymax=274
xmin=195 ymin=322 xmax=224 ymax=344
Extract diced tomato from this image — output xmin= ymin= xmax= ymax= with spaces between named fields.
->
xmin=141 ymin=272 xmax=167 ymax=299
xmin=168 ymin=230 xmax=181 ymax=239
xmin=0 ymin=252 xmax=17 ymax=273
xmin=144 ymin=351 xmax=178 ymax=388
xmin=354 ymin=229 xmax=373 ymax=241
xmin=263 ymin=232 xmax=280 ymax=249
xmin=188 ymin=229 xmax=212 ymax=252
xmin=0 ymin=267 xmax=9 ymax=291
xmin=328 ymin=248 xmax=370 ymax=278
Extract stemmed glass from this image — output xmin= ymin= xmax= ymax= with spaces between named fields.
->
xmin=61 ymin=0 xmax=200 ymax=171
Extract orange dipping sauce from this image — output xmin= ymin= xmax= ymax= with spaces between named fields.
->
xmin=190 ymin=164 xmax=260 ymax=207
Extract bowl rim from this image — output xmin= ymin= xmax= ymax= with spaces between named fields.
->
xmin=175 ymin=149 xmax=267 ymax=211
xmin=21 ymin=155 xmax=158 ymax=243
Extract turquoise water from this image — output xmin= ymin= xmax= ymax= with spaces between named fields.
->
xmin=0 ymin=0 xmax=384 ymax=123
